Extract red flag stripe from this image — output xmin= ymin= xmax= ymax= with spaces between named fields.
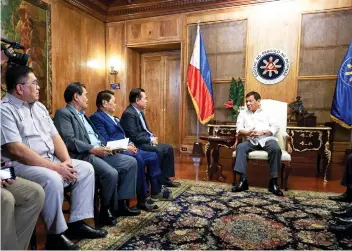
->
xmin=187 ymin=64 xmax=214 ymax=124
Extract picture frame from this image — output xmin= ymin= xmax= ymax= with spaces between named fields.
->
xmin=1 ymin=0 xmax=52 ymax=112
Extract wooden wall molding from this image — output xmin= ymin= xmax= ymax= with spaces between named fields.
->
xmin=63 ymin=0 xmax=107 ymax=21
xmin=64 ymin=0 xmax=278 ymax=22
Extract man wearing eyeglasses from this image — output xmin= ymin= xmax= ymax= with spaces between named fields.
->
xmin=0 ymin=65 xmax=107 ymax=250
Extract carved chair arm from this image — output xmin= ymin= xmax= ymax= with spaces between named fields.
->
xmin=285 ymin=134 xmax=293 ymax=154
xmin=233 ymin=133 xmax=245 ymax=150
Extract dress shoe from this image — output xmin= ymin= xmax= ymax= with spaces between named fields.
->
xmin=138 ymin=198 xmax=159 ymax=212
xmin=328 ymin=192 xmax=352 ymax=203
xmin=336 ymin=217 xmax=352 ymax=224
xmin=65 ymin=221 xmax=108 ymax=240
xmin=151 ymin=187 xmax=174 ymax=201
xmin=45 ymin=233 xmax=80 ymax=250
xmin=115 ymin=203 xmax=141 ymax=216
xmin=268 ymin=178 xmax=284 ymax=196
xmin=231 ymin=176 xmax=249 ymax=192
xmin=331 ymin=206 xmax=352 ymax=218
xmin=99 ymin=208 xmax=117 ymax=226
xmin=329 ymin=222 xmax=352 ymax=232
xmin=163 ymin=179 xmax=181 ymax=187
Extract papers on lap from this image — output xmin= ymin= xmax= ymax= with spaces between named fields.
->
xmin=106 ymin=138 xmax=129 ymax=151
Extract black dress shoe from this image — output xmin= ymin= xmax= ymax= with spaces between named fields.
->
xmin=331 ymin=206 xmax=352 ymax=218
xmin=329 ymin=192 xmax=352 ymax=203
xmin=99 ymin=208 xmax=117 ymax=226
xmin=163 ymin=179 xmax=181 ymax=187
xmin=268 ymin=179 xmax=284 ymax=196
xmin=231 ymin=176 xmax=249 ymax=192
xmin=65 ymin=221 xmax=108 ymax=240
xmin=337 ymin=217 xmax=352 ymax=224
xmin=45 ymin=234 xmax=80 ymax=250
xmin=329 ymin=222 xmax=352 ymax=232
xmin=115 ymin=203 xmax=141 ymax=216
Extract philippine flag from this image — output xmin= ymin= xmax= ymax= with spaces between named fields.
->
xmin=186 ymin=25 xmax=215 ymax=124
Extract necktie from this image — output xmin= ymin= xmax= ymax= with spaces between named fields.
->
xmin=79 ymin=113 xmax=85 ymax=124
xmin=139 ymin=112 xmax=153 ymax=136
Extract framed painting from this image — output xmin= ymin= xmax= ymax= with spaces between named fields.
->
xmin=1 ymin=0 xmax=52 ymax=112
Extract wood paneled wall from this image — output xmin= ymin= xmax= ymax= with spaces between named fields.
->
xmin=43 ymin=0 xmax=106 ymax=115
xmin=126 ymin=15 xmax=183 ymax=46
xmin=105 ymin=0 xmax=351 ymax=151
xmin=106 ymin=22 xmax=127 ymax=116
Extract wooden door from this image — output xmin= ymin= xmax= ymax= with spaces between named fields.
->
xmin=141 ymin=51 xmax=180 ymax=148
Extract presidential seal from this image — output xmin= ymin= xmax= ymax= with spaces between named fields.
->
xmin=339 ymin=56 xmax=352 ymax=87
xmin=252 ymin=49 xmax=290 ymax=85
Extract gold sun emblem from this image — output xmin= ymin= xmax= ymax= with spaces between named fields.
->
xmin=260 ymin=56 xmax=282 ymax=77
xmin=346 ymin=64 xmax=352 ymax=82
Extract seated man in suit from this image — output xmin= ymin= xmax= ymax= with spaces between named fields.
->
xmin=328 ymin=153 xmax=352 ymax=233
xmin=232 ymin=91 xmax=283 ymax=196
xmin=1 ymin=65 xmax=107 ymax=250
xmin=90 ymin=90 xmax=173 ymax=211
xmin=120 ymin=88 xmax=180 ymax=188
xmin=53 ymin=82 xmax=140 ymax=226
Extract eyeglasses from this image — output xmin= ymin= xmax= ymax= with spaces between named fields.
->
xmin=17 ymin=81 xmax=39 ymax=88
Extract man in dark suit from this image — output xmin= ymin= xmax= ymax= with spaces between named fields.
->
xmin=90 ymin=90 xmax=173 ymax=211
xmin=53 ymin=82 xmax=141 ymax=227
xmin=120 ymin=88 xmax=180 ymax=187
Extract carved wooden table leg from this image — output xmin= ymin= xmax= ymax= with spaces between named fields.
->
xmin=204 ymin=143 xmax=211 ymax=181
xmin=323 ymin=140 xmax=331 ymax=183
xmin=211 ymin=144 xmax=226 ymax=182
xmin=200 ymin=135 xmax=234 ymax=183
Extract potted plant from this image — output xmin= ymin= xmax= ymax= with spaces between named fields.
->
xmin=224 ymin=78 xmax=244 ymax=121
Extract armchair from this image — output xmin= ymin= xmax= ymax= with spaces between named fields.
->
xmin=232 ymin=99 xmax=292 ymax=190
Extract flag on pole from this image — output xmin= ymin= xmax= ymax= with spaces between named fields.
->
xmin=330 ymin=41 xmax=352 ymax=129
xmin=186 ymin=25 xmax=214 ymax=124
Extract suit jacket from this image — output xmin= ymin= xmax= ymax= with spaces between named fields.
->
xmin=53 ymin=104 xmax=106 ymax=159
xmin=120 ymin=104 xmax=152 ymax=147
xmin=90 ymin=109 xmax=126 ymax=143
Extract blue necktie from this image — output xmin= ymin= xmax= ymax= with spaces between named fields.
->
xmin=139 ymin=112 xmax=153 ymax=136
xmin=79 ymin=113 xmax=85 ymax=124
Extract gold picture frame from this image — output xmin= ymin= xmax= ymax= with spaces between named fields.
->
xmin=1 ymin=0 xmax=52 ymax=112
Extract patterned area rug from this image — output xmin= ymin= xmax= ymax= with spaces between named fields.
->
xmin=78 ymin=180 xmax=352 ymax=250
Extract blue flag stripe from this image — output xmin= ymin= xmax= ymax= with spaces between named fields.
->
xmin=330 ymin=41 xmax=352 ymax=128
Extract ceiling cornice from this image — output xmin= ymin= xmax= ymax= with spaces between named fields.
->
xmin=63 ymin=0 xmax=107 ymax=21
xmin=64 ymin=0 xmax=279 ymax=23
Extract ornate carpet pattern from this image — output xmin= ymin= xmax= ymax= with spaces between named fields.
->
xmin=78 ymin=180 xmax=352 ymax=250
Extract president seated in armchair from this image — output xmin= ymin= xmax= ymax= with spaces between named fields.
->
xmin=232 ymin=91 xmax=285 ymax=196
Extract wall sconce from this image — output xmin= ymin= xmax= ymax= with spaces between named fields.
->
xmin=109 ymin=66 xmax=118 ymax=76
xmin=109 ymin=57 xmax=121 ymax=89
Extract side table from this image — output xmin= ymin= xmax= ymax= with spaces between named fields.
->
xmin=199 ymin=135 xmax=235 ymax=182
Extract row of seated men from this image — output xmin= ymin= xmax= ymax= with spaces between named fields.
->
xmin=0 ymin=64 xmax=180 ymax=250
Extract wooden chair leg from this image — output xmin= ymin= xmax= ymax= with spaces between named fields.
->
xmin=284 ymin=162 xmax=291 ymax=191
xmin=280 ymin=163 xmax=285 ymax=188
xmin=30 ymin=226 xmax=37 ymax=250
xmin=94 ymin=186 xmax=100 ymax=226
xmin=232 ymin=157 xmax=237 ymax=186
